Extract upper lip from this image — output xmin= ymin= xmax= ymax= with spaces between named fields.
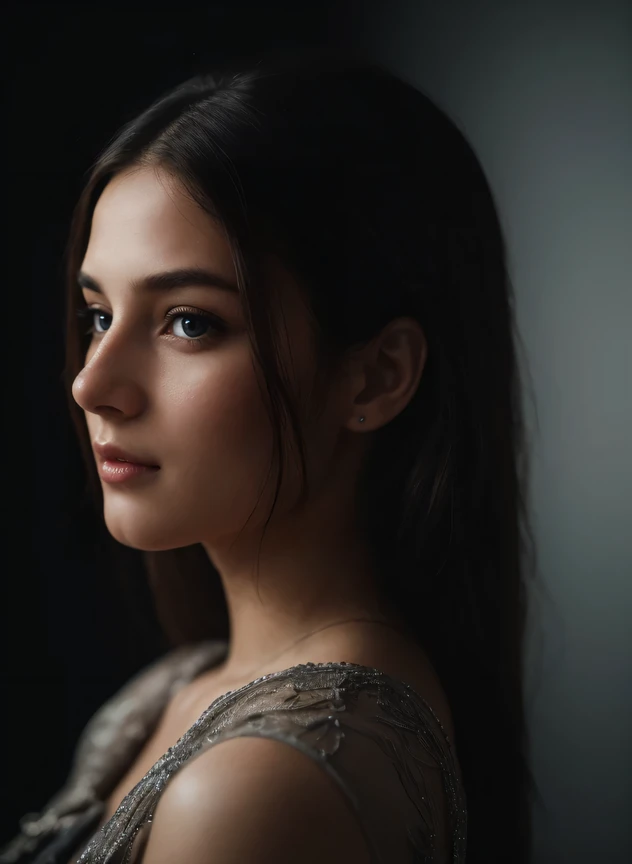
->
xmin=94 ymin=442 xmax=160 ymax=467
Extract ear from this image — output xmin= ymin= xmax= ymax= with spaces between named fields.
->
xmin=341 ymin=317 xmax=428 ymax=432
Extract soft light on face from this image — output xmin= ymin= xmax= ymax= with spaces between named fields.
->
xmin=72 ymin=164 xmax=323 ymax=552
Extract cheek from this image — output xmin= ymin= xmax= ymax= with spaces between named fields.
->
xmin=159 ymin=352 xmax=273 ymax=485
xmin=159 ymin=348 xmax=320 ymax=530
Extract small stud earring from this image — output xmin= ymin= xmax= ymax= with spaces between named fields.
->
xmin=358 ymin=416 xmax=365 ymax=423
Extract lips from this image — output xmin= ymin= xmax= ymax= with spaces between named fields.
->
xmin=93 ymin=442 xmax=160 ymax=468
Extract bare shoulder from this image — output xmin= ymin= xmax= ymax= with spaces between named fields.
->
xmin=140 ymin=735 xmax=372 ymax=864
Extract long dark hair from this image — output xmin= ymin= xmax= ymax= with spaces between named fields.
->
xmin=63 ymin=50 xmax=542 ymax=863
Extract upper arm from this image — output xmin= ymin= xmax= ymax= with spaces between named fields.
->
xmin=140 ymin=735 xmax=372 ymax=864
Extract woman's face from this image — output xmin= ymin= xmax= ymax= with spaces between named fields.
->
xmin=72 ymin=165 xmax=329 ymax=552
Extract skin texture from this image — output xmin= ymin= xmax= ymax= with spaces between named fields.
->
xmin=140 ymin=736 xmax=373 ymax=864
xmin=72 ymin=164 xmax=428 ymax=684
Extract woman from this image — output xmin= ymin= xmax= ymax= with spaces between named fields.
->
xmin=3 ymin=52 xmax=538 ymax=863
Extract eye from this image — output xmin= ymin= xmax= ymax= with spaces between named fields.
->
xmin=75 ymin=305 xmax=227 ymax=346
xmin=93 ymin=311 xmax=112 ymax=333
xmin=165 ymin=307 xmax=227 ymax=342
xmin=170 ymin=312 xmax=215 ymax=339
xmin=76 ymin=307 xmax=112 ymax=334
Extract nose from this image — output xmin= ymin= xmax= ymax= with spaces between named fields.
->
xmin=72 ymin=331 xmax=147 ymax=420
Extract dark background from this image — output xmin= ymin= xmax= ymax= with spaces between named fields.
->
xmin=4 ymin=1 xmax=359 ymax=843
xmin=5 ymin=3 xmax=629 ymax=861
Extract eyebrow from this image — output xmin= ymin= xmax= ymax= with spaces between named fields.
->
xmin=77 ymin=267 xmax=239 ymax=295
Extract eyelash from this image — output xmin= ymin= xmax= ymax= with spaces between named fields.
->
xmin=75 ymin=304 xmax=227 ymax=349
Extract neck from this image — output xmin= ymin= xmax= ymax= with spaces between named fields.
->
xmin=201 ymin=495 xmax=404 ymax=681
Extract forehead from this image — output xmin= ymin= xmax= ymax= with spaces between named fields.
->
xmin=83 ymin=165 xmax=235 ymax=276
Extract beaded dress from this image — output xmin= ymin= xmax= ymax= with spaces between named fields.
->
xmin=0 ymin=640 xmax=467 ymax=864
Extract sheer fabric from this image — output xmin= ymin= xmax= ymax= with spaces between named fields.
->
xmin=0 ymin=640 xmax=467 ymax=864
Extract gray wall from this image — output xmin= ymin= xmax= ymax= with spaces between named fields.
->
xmin=354 ymin=1 xmax=631 ymax=861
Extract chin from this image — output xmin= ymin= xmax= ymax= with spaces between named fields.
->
xmin=102 ymin=502 xmax=195 ymax=552
xmin=105 ymin=524 xmax=182 ymax=552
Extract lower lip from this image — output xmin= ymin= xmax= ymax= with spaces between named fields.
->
xmin=99 ymin=460 xmax=160 ymax=484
